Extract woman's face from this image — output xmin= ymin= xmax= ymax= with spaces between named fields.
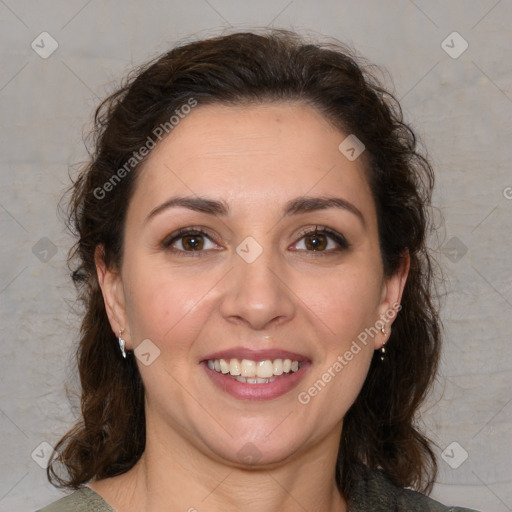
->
xmin=98 ymin=101 xmax=407 ymax=467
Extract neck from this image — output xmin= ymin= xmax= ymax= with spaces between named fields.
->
xmin=90 ymin=417 xmax=347 ymax=512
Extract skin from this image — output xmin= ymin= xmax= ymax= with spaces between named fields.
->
xmin=93 ymin=101 xmax=409 ymax=512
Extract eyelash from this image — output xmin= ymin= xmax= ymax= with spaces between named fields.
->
xmin=161 ymin=226 xmax=350 ymax=257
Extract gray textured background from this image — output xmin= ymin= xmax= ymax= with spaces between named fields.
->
xmin=1 ymin=1 xmax=511 ymax=511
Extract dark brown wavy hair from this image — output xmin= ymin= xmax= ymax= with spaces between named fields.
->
xmin=48 ymin=28 xmax=441 ymax=500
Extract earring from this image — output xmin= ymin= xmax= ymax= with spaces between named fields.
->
xmin=118 ymin=329 xmax=127 ymax=359
xmin=379 ymin=326 xmax=387 ymax=361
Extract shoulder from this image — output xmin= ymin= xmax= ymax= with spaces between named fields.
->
xmin=398 ymin=487 xmax=480 ymax=512
xmin=349 ymin=464 xmax=480 ymax=512
xmin=35 ymin=487 xmax=114 ymax=512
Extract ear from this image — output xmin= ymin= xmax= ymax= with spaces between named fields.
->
xmin=95 ymin=245 xmax=130 ymax=348
xmin=374 ymin=250 xmax=410 ymax=350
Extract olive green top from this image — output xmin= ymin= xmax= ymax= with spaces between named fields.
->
xmin=37 ymin=487 xmax=112 ymax=511
xmin=36 ymin=467 xmax=480 ymax=512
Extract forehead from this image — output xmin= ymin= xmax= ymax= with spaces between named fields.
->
xmin=129 ymin=101 xmax=375 ymax=222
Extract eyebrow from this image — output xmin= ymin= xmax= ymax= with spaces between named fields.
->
xmin=284 ymin=195 xmax=365 ymax=226
xmin=144 ymin=194 xmax=365 ymax=227
xmin=144 ymin=196 xmax=229 ymax=224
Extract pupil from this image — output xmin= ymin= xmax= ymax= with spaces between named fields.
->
xmin=184 ymin=234 xmax=203 ymax=250
xmin=306 ymin=233 xmax=326 ymax=251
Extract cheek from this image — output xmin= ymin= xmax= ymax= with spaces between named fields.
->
xmin=122 ymin=256 xmax=217 ymax=350
xmin=308 ymin=264 xmax=383 ymax=343
xmin=308 ymin=261 xmax=382 ymax=408
xmin=296 ymin=269 xmax=379 ymax=425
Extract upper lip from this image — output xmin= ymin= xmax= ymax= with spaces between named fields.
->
xmin=202 ymin=346 xmax=310 ymax=363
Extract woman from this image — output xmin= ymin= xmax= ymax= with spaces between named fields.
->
xmin=37 ymin=29 xmax=478 ymax=511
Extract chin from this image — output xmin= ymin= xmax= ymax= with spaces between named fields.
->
xmin=208 ymin=434 xmax=303 ymax=469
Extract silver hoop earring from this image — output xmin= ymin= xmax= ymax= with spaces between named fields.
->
xmin=118 ymin=329 xmax=127 ymax=359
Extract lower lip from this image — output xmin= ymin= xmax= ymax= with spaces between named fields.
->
xmin=202 ymin=362 xmax=311 ymax=401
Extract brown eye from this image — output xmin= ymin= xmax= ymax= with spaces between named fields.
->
xmin=304 ymin=232 xmax=328 ymax=251
xmin=292 ymin=227 xmax=350 ymax=253
xmin=180 ymin=233 xmax=205 ymax=251
xmin=162 ymin=228 xmax=220 ymax=255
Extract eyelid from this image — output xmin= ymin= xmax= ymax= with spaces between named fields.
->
xmin=161 ymin=226 xmax=221 ymax=252
xmin=292 ymin=225 xmax=350 ymax=251
xmin=161 ymin=225 xmax=350 ymax=255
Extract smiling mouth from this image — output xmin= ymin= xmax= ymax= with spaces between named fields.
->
xmin=206 ymin=357 xmax=303 ymax=384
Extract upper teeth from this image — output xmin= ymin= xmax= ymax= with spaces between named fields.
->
xmin=207 ymin=358 xmax=301 ymax=378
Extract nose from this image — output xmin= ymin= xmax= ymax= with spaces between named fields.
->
xmin=219 ymin=243 xmax=296 ymax=331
